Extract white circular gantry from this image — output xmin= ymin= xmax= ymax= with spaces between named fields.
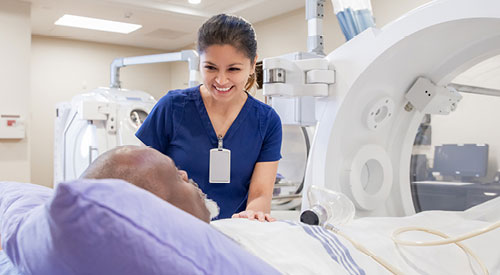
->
xmin=304 ymin=0 xmax=500 ymax=217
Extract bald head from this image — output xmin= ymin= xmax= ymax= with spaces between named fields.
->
xmin=81 ymin=146 xmax=173 ymax=201
xmin=80 ymin=146 xmax=210 ymax=222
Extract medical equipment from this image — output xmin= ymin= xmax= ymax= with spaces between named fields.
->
xmin=300 ymin=185 xmax=355 ymax=227
xmin=53 ymin=50 xmax=200 ymax=185
xmin=298 ymin=185 xmax=498 ymax=274
xmin=272 ymin=125 xmax=312 ymax=210
xmin=299 ymin=185 xmax=498 ymax=275
xmin=264 ymin=0 xmax=500 ymax=217
xmin=264 ymin=0 xmax=334 ymax=126
xmin=299 ymin=184 xmax=404 ymax=274
xmin=53 ymin=88 xmax=156 ymax=185
xmin=392 ymin=224 xmax=497 ymax=275
xmin=110 ymin=50 xmax=200 ymax=89
xmin=433 ymin=144 xmax=489 ymax=180
xmin=331 ymin=0 xmax=375 ymax=41
xmin=306 ymin=0 xmax=326 ymax=56
xmin=268 ymin=0 xmax=329 ymax=210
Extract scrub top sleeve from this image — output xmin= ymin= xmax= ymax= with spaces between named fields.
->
xmin=257 ymin=109 xmax=283 ymax=162
xmin=135 ymin=94 xmax=172 ymax=154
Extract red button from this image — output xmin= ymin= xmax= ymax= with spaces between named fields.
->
xmin=7 ymin=120 xmax=15 ymax=126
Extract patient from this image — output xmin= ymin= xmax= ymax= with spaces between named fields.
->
xmin=80 ymin=145 xmax=212 ymax=223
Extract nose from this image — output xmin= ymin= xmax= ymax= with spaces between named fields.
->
xmin=215 ymin=71 xmax=229 ymax=85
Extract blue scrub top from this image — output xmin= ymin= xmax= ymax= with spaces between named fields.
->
xmin=136 ymin=86 xmax=282 ymax=219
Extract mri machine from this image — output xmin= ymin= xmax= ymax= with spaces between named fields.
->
xmin=264 ymin=0 xmax=500 ymax=217
xmin=53 ymin=50 xmax=199 ymax=185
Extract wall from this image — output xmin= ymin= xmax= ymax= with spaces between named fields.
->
xmin=0 ymin=0 xmax=31 ymax=182
xmin=30 ymin=36 xmax=172 ymax=187
xmin=371 ymin=0 xmax=431 ymax=27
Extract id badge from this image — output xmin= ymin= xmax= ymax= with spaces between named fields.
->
xmin=209 ymin=148 xmax=231 ymax=183
xmin=209 ymin=135 xmax=231 ymax=183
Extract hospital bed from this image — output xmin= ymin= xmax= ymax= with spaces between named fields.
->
xmin=2 ymin=179 xmax=500 ymax=274
xmin=214 ymin=198 xmax=500 ymax=274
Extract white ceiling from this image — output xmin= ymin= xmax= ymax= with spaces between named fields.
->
xmin=26 ymin=0 xmax=305 ymax=50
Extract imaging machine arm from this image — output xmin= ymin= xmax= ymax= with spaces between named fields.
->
xmin=265 ymin=0 xmax=500 ymax=217
xmin=110 ymin=50 xmax=200 ymax=88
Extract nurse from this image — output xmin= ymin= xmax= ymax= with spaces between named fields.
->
xmin=136 ymin=14 xmax=282 ymax=221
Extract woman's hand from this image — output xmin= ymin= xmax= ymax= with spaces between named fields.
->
xmin=232 ymin=210 xmax=276 ymax=222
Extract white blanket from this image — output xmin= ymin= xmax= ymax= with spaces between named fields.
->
xmin=212 ymin=197 xmax=500 ymax=274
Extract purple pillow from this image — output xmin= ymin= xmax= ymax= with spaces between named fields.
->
xmin=0 ymin=179 xmax=279 ymax=275
xmin=0 ymin=182 xmax=53 ymax=253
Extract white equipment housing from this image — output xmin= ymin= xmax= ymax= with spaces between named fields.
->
xmin=53 ymin=88 xmax=156 ymax=186
xmin=264 ymin=53 xmax=335 ymax=126
xmin=54 ymin=50 xmax=200 ymax=186
xmin=265 ymin=0 xmax=500 ymax=217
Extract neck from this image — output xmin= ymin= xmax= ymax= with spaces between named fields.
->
xmin=200 ymin=85 xmax=247 ymax=114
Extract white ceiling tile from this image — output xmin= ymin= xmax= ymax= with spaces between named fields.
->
xmin=26 ymin=0 xmax=304 ymax=50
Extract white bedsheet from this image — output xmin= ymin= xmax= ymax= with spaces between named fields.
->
xmin=212 ymin=197 xmax=500 ymax=274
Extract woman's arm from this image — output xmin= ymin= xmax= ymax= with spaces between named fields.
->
xmin=232 ymin=161 xmax=278 ymax=222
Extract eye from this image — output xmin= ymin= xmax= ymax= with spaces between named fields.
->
xmin=228 ymin=67 xmax=241 ymax=72
xmin=204 ymin=65 xmax=217 ymax=71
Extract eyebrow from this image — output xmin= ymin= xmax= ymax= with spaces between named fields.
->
xmin=203 ymin=61 xmax=243 ymax=67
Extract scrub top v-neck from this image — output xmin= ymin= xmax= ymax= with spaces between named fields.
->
xmin=194 ymin=87 xmax=251 ymax=148
xmin=136 ymin=85 xmax=282 ymax=219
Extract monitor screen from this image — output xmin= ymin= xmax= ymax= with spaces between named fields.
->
xmin=433 ymin=144 xmax=488 ymax=178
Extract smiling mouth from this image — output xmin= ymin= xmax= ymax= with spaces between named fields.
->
xmin=214 ymin=85 xmax=233 ymax=93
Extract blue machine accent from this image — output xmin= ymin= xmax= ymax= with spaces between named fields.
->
xmin=336 ymin=8 xmax=375 ymax=41
xmin=433 ymin=144 xmax=489 ymax=179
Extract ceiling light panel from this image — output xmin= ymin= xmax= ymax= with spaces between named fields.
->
xmin=55 ymin=14 xmax=142 ymax=34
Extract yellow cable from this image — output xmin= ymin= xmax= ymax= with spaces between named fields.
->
xmin=393 ymin=221 xmax=500 ymax=246
xmin=392 ymin=221 xmax=500 ymax=275
xmin=326 ymin=225 xmax=404 ymax=275
xmin=324 ymin=220 xmax=500 ymax=275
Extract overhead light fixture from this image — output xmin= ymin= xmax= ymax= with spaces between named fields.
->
xmin=55 ymin=14 xmax=142 ymax=34
xmin=188 ymin=0 xmax=201 ymax=4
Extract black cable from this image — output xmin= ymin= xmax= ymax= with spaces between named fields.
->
xmin=295 ymin=126 xmax=311 ymax=194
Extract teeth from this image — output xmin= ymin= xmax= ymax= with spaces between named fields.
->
xmin=215 ymin=86 xmax=231 ymax=92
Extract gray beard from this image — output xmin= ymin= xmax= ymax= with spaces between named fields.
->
xmin=205 ymin=198 xmax=220 ymax=220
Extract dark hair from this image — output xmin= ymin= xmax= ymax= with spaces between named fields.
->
xmin=197 ymin=14 xmax=258 ymax=90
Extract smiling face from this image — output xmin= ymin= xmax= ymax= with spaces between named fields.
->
xmin=200 ymin=44 xmax=256 ymax=103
